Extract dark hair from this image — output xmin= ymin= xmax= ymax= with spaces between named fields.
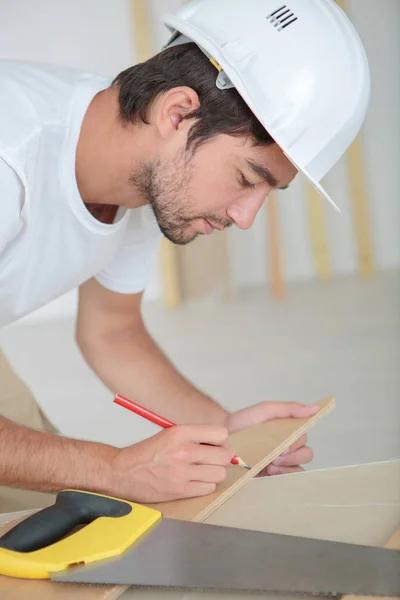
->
xmin=111 ymin=42 xmax=274 ymax=152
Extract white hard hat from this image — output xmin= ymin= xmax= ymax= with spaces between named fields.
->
xmin=162 ymin=0 xmax=370 ymax=212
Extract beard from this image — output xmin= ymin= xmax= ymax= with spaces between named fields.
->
xmin=129 ymin=148 xmax=230 ymax=245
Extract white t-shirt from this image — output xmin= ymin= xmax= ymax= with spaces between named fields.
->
xmin=0 ymin=60 xmax=162 ymax=327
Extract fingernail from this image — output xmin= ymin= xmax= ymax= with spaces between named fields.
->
xmin=268 ymin=465 xmax=280 ymax=475
xmin=280 ymin=448 xmax=291 ymax=456
xmin=273 ymin=456 xmax=284 ymax=465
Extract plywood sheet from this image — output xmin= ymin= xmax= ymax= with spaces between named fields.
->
xmin=206 ymin=461 xmax=400 ymax=547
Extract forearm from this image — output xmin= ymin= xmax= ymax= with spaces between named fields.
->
xmin=0 ymin=416 xmax=116 ymax=493
xmin=79 ymin=324 xmax=228 ymax=425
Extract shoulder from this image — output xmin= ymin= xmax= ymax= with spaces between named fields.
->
xmin=0 ymin=59 xmax=110 ymax=150
xmin=0 ymin=58 xmax=107 ymax=99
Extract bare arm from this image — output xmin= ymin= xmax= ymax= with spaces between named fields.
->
xmin=0 ymin=415 xmax=230 ymax=502
xmin=0 ymin=271 xmax=316 ymax=499
xmin=75 ymin=279 xmax=319 ymax=478
xmin=76 ymin=278 xmax=228 ymax=425
xmin=0 ymin=415 xmax=115 ymax=493
xmin=0 ymin=281 xmax=231 ymax=500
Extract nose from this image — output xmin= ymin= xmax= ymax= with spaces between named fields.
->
xmin=227 ymin=193 xmax=266 ymax=230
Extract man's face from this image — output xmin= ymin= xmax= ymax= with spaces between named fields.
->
xmin=130 ymin=133 xmax=297 ymax=245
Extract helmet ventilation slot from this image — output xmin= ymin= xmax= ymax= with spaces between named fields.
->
xmin=266 ymin=5 xmax=298 ymax=31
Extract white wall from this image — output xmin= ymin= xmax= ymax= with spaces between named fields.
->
xmin=0 ymin=0 xmax=137 ymax=74
xmin=0 ymin=0 xmax=398 ymax=322
xmin=348 ymin=0 xmax=400 ymax=270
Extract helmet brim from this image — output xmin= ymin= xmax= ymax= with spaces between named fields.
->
xmin=283 ymin=152 xmax=341 ymax=213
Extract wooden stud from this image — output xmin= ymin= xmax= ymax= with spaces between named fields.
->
xmin=159 ymin=239 xmax=182 ymax=309
xmin=305 ymin=183 xmax=332 ymax=280
xmin=129 ymin=0 xmax=153 ymax=62
xmin=129 ymin=1 xmax=182 ymax=308
xmin=266 ymin=193 xmax=285 ymax=299
xmin=335 ymin=0 xmax=347 ymax=11
xmin=346 ymin=138 xmax=375 ymax=276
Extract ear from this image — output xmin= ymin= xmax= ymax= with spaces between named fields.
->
xmin=153 ymin=87 xmax=200 ymax=140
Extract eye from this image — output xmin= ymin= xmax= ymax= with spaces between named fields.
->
xmin=239 ymin=173 xmax=256 ymax=190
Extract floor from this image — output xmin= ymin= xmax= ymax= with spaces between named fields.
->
xmin=0 ymin=270 xmax=399 ymax=471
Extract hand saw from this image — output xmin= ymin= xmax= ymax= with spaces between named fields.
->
xmin=0 ymin=490 xmax=398 ymax=596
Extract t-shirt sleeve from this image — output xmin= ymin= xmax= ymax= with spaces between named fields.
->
xmin=94 ymin=205 xmax=163 ymax=294
xmin=0 ymin=156 xmax=24 ymax=256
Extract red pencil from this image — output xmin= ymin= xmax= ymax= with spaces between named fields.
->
xmin=114 ymin=394 xmax=251 ymax=469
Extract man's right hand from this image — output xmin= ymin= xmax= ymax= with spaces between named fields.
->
xmin=0 ymin=417 xmax=231 ymax=506
xmin=109 ymin=424 xmax=231 ymax=503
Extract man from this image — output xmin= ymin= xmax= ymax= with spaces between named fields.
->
xmin=0 ymin=0 xmax=369 ymax=511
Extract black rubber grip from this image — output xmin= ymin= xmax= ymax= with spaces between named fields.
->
xmin=0 ymin=490 xmax=131 ymax=553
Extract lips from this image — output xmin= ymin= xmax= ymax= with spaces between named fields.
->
xmin=205 ymin=219 xmax=226 ymax=233
xmin=209 ymin=221 xmax=225 ymax=231
xmin=203 ymin=219 xmax=214 ymax=235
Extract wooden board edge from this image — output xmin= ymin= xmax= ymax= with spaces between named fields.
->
xmin=194 ymin=397 xmax=336 ymax=523
xmin=102 ymin=585 xmax=129 ymax=600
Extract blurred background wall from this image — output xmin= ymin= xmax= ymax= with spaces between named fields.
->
xmin=0 ymin=0 xmax=398 ymax=470
xmin=0 ymin=0 xmax=399 ymax=315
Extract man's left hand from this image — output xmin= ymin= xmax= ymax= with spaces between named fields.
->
xmin=226 ymin=402 xmax=319 ymax=476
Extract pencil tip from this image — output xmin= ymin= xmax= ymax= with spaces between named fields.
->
xmin=233 ymin=456 xmax=252 ymax=470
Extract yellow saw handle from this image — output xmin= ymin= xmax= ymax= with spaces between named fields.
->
xmin=0 ymin=489 xmax=161 ymax=579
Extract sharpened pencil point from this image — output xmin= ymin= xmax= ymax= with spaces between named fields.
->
xmin=235 ymin=456 xmax=252 ymax=470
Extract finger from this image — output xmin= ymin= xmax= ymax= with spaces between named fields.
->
xmin=255 ymin=466 xmax=271 ymax=478
xmin=272 ymin=446 xmax=314 ymax=467
xmin=185 ymin=444 xmax=232 ymax=466
xmin=278 ymin=434 xmax=308 ymax=457
xmin=289 ymin=433 xmax=308 ymax=452
xmin=184 ymin=481 xmax=217 ymax=498
xmin=265 ymin=465 xmax=305 ymax=476
xmin=175 ymin=424 xmax=229 ymax=446
xmin=189 ymin=464 xmax=227 ymax=484
xmin=222 ymin=439 xmax=235 ymax=458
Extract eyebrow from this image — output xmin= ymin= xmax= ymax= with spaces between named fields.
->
xmin=245 ymin=158 xmax=289 ymax=190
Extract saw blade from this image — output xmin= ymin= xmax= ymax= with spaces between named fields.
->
xmin=52 ymin=519 xmax=400 ymax=596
